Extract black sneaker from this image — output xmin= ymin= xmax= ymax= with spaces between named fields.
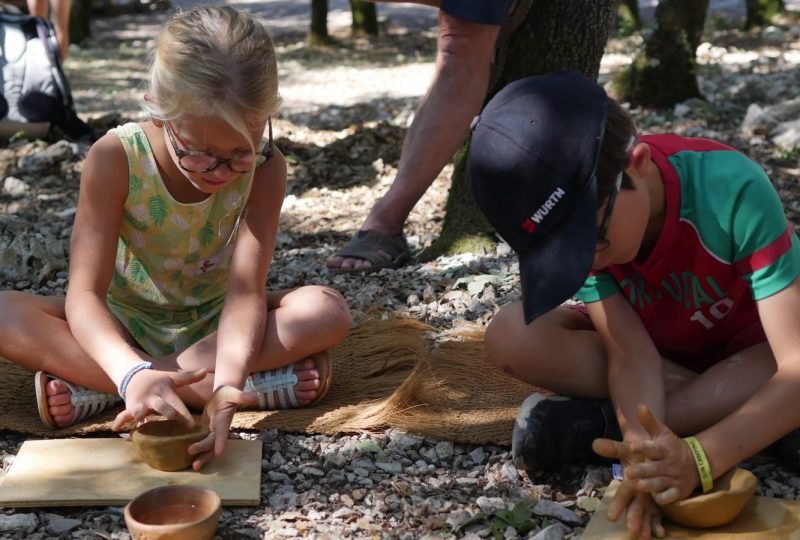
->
xmin=512 ymin=393 xmax=622 ymax=477
xmin=772 ymin=428 xmax=800 ymax=473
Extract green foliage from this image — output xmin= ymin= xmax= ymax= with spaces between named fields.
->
xmin=778 ymin=147 xmax=800 ymax=164
xmin=452 ymin=497 xmax=540 ymax=538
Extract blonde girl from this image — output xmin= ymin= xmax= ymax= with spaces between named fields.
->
xmin=0 ymin=6 xmax=350 ymax=469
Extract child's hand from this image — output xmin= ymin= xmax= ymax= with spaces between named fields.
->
xmin=606 ymin=481 xmax=666 ymax=540
xmin=188 ymin=385 xmax=260 ymax=470
xmin=593 ymin=403 xmax=699 ymax=505
xmin=111 ymin=368 xmax=207 ymax=431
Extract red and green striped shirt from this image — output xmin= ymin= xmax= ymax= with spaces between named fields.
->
xmin=576 ymin=135 xmax=800 ymax=366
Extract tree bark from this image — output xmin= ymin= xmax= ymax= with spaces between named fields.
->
xmin=427 ymin=0 xmax=616 ymax=259
xmin=745 ymin=0 xmax=784 ymax=29
xmin=350 ymin=0 xmax=378 ymax=37
xmin=309 ymin=0 xmax=332 ymax=46
xmin=613 ymin=0 xmax=709 ymax=108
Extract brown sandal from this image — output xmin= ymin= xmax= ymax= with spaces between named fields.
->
xmin=328 ymin=229 xmax=411 ymax=274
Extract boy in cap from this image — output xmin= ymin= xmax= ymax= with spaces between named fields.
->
xmin=467 ymin=70 xmax=800 ymax=538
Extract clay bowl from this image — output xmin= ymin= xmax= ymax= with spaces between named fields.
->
xmin=131 ymin=419 xmax=209 ymax=472
xmin=658 ymin=467 xmax=759 ymax=528
xmin=124 ymin=485 xmax=221 ymax=540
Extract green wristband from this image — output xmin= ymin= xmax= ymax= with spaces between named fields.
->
xmin=683 ymin=436 xmax=713 ymax=494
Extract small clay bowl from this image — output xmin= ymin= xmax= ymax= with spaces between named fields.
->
xmin=659 ymin=467 xmax=759 ymax=528
xmin=131 ymin=419 xmax=209 ymax=472
xmin=124 ymin=485 xmax=221 ymax=540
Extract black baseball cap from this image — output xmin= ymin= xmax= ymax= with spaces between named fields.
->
xmin=467 ymin=70 xmax=608 ymax=324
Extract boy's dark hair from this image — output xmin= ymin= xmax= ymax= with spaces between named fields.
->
xmin=595 ymin=98 xmax=637 ymax=207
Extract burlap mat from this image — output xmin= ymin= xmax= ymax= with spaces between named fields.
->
xmin=0 ymin=318 xmax=545 ymax=445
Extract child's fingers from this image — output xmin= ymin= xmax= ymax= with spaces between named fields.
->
xmin=147 ymin=393 xmax=195 ymax=428
xmin=112 ymin=409 xmax=134 ymax=431
xmin=653 ymin=486 xmax=681 ymax=506
xmin=171 ymin=368 xmax=207 ymax=388
xmin=636 ymin=403 xmax=663 ymax=439
xmin=608 ymin=480 xmax=636 ymax=522
xmin=192 ymin=449 xmax=215 ymax=471
xmin=593 ymin=437 xmax=625 ymax=459
xmin=651 ymin=514 xmax=666 ymax=539
xmin=593 ymin=438 xmax=662 ymax=462
xmin=188 ymin=432 xmax=214 ymax=455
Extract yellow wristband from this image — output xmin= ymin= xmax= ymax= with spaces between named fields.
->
xmin=683 ymin=436 xmax=713 ymax=494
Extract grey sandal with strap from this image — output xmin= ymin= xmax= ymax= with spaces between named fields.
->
xmin=35 ymin=371 xmax=122 ymax=429
xmin=243 ymin=354 xmax=332 ymax=411
xmin=329 ymin=229 xmax=411 ymax=274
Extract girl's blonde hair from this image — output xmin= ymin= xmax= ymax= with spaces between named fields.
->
xmin=147 ymin=5 xmax=281 ymax=150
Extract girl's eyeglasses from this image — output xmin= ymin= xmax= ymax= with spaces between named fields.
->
xmin=164 ymin=118 xmax=274 ymax=174
xmin=595 ymin=170 xmax=623 ymax=252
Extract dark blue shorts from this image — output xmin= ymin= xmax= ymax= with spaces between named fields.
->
xmin=440 ymin=0 xmax=514 ymax=25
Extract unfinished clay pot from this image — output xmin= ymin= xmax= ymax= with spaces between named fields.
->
xmin=658 ymin=467 xmax=759 ymax=528
xmin=124 ymin=485 xmax=221 ymax=540
xmin=131 ymin=419 xmax=208 ymax=472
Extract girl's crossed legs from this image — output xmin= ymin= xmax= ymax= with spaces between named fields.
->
xmin=0 ymin=286 xmax=351 ymax=427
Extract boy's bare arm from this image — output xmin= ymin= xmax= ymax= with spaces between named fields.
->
xmin=586 ymin=294 xmax=666 ymax=443
xmin=700 ymin=278 xmax=800 ymax=477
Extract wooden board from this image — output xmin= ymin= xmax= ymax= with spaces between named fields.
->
xmin=583 ymin=481 xmax=800 ymax=539
xmin=0 ymin=438 xmax=262 ymax=507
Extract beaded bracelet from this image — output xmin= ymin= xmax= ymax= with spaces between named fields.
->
xmin=683 ymin=436 xmax=713 ymax=493
xmin=118 ymin=361 xmax=154 ymax=400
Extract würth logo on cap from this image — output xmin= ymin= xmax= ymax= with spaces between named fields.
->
xmin=520 ymin=187 xmax=566 ymax=234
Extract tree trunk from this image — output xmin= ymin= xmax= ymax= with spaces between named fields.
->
xmin=350 ymin=0 xmax=378 ymax=37
xmin=745 ymin=0 xmax=784 ymax=29
xmin=309 ymin=0 xmax=332 ymax=46
xmin=427 ymin=0 xmax=616 ymax=259
xmin=617 ymin=0 xmax=641 ymax=33
xmin=70 ymin=0 xmax=91 ymax=44
xmin=613 ymin=0 xmax=709 ymax=108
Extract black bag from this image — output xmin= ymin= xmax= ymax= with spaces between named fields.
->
xmin=0 ymin=11 xmax=93 ymax=140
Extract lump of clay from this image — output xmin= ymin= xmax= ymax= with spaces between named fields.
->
xmin=131 ymin=419 xmax=209 ymax=472
xmin=658 ymin=467 xmax=758 ymax=528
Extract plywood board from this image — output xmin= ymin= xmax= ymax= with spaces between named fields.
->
xmin=0 ymin=438 xmax=261 ymax=507
xmin=583 ymin=481 xmax=800 ymax=539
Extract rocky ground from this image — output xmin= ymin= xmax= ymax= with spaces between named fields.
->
xmin=1 ymin=3 xmax=800 ymax=539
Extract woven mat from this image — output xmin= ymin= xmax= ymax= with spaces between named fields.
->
xmin=0 ymin=318 xmax=545 ymax=445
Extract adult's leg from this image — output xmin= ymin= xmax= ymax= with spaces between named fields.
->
xmin=328 ymin=5 xmax=499 ymax=271
xmin=49 ymin=0 xmax=72 ymax=60
xmin=26 ymin=0 xmax=48 ymax=17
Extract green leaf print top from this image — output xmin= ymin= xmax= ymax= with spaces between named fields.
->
xmin=106 ymin=123 xmax=255 ymax=357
